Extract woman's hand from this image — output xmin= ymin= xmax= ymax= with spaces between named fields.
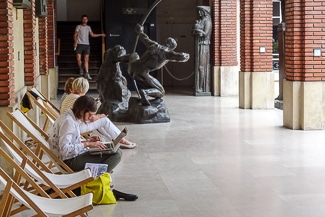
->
xmin=84 ymin=141 xmax=107 ymax=149
xmin=88 ymin=135 xmax=101 ymax=142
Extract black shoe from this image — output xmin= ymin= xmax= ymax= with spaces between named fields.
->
xmin=84 ymin=73 xmax=92 ymax=80
xmin=112 ymin=189 xmax=138 ymax=201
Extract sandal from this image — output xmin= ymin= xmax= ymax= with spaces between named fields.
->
xmin=120 ymin=143 xmax=137 ymax=149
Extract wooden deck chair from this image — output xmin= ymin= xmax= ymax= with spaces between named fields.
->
xmin=26 ymin=87 xmax=60 ymax=131
xmin=0 ymin=147 xmax=92 ymax=217
xmin=0 ymin=121 xmax=93 ymax=199
xmin=28 ymin=87 xmax=60 ymax=113
xmin=0 ymin=166 xmax=93 ymax=217
xmin=0 ymin=147 xmax=68 ymax=216
xmin=0 ymin=175 xmax=13 ymax=217
xmin=7 ymin=109 xmax=74 ymax=174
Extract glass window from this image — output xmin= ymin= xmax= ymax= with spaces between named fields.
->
xmin=273 ymin=2 xmax=280 ymax=17
xmin=272 ymin=0 xmax=282 ymax=55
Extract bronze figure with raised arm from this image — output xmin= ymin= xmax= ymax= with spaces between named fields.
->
xmin=128 ymin=24 xmax=190 ymax=106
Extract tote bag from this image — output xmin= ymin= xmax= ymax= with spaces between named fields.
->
xmin=81 ymin=172 xmax=117 ymax=205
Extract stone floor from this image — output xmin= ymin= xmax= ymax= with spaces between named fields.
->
xmin=9 ymin=87 xmax=325 ymax=217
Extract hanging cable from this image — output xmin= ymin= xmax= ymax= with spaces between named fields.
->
xmin=162 ymin=65 xmax=194 ymax=81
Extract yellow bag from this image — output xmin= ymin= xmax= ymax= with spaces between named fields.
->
xmin=81 ymin=173 xmax=117 ymax=205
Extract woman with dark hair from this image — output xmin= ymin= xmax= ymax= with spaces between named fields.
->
xmin=48 ymin=95 xmax=138 ymax=201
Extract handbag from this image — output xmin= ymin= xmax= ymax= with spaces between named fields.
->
xmin=81 ymin=172 xmax=117 ymax=205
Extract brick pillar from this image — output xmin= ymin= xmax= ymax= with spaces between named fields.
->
xmin=0 ymin=0 xmax=15 ymax=107
xmin=39 ymin=17 xmax=48 ymax=75
xmin=23 ymin=0 xmax=37 ymax=86
xmin=47 ymin=0 xmax=56 ymax=68
xmin=283 ymin=0 xmax=325 ymax=129
xmin=239 ymin=0 xmax=274 ymax=109
xmin=0 ymin=0 xmax=15 ymax=176
xmin=211 ymin=0 xmax=238 ymax=96
xmin=45 ymin=0 xmax=58 ymax=99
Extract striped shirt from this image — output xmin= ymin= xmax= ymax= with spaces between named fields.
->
xmin=60 ymin=94 xmax=80 ymax=114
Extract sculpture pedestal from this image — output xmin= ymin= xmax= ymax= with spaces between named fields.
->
xmin=194 ymin=91 xmax=211 ymax=96
xmin=97 ymin=97 xmax=170 ymax=124
xmin=128 ymin=97 xmax=170 ymax=124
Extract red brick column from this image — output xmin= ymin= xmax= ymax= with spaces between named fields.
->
xmin=283 ymin=0 xmax=325 ymax=129
xmin=212 ymin=0 xmax=237 ymax=67
xmin=285 ymin=0 xmax=325 ymax=81
xmin=240 ymin=0 xmax=273 ymax=73
xmin=210 ymin=0 xmax=238 ymax=96
xmin=39 ymin=17 xmax=48 ymax=75
xmin=0 ymin=0 xmax=15 ymax=106
xmin=47 ymin=0 xmax=56 ymax=68
xmin=23 ymin=0 xmax=37 ymax=86
xmin=239 ymin=0 xmax=273 ymax=109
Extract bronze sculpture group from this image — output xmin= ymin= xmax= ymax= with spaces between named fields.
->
xmin=97 ymin=23 xmax=189 ymax=123
xmin=97 ymin=5 xmax=211 ymax=123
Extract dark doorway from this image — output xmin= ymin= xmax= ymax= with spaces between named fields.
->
xmin=103 ymin=0 xmax=157 ymax=90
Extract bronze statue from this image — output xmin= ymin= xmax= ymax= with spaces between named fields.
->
xmin=128 ymin=24 xmax=190 ymax=106
xmin=97 ymin=45 xmax=131 ymax=111
xmin=192 ymin=6 xmax=212 ymax=95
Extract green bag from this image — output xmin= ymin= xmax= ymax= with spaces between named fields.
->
xmin=81 ymin=173 xmax=117 ymax=205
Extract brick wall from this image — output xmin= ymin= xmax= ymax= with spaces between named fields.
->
xmin=285 ymin=0 xmax=325 ymax=81
xmin=240 ymin=0 xmax=273 ymax=73
xmin=23 ymin=0 xmax=37 ymax=86
xmin=39 ymin=18 xmax=48 ymax=75
xmin=47 ymin=0 xmax=56 ymax=68
xmin=212 ymin=0 xmax=237 ymax=66
xmin=0 ymin=0 xmax=15 ymax=106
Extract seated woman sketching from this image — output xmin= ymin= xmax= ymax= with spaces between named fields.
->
xmin=48 ymin=95 xmax=138 ymax=201
xmin=60 ymin=77 xmax=137 ymax=149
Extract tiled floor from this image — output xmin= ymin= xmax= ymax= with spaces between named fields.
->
xmin=10 ymin=88 xmax=325 ymax=217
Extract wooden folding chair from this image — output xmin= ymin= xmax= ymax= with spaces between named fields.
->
xmin=28 ymin=87 xmax=60 ymax=114
xmin=7 ymin=109 xmax=74 ymax=174
xmin=25 ymin=87 xmax=60 ymax=131
xmin=0 ymin=176 xmax=13 ymax=217
xmin=0 ymin=121 xmax=93 ymax=198
xmin=0 ymin=166 xmax=93 ymax=217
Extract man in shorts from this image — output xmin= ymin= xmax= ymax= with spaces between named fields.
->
xmin=74 ymin=14 xmax=106 ymax=80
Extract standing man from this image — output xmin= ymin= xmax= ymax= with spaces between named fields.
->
xmin=74 ymin=14 xmax=106 ymax=80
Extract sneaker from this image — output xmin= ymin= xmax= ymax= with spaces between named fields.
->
xmin=79 ymin=68 xmax=84 ymax=75
xmin=84 ymin=73 xmax=92 ymax=80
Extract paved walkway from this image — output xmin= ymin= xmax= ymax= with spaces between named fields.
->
xmin=12 ymin=88 xmax=325 ymax=217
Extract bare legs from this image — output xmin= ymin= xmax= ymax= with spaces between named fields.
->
xmin=84 ymin=54 xmax=89 ymax=74
xmin=76 ymin=53 xmax=83 ymax=74
xmin=76 ymin=54 xmax=91 ymax=79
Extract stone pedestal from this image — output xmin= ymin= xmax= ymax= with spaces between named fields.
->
xmin=97 ymin=97 xmax=170 ymax=124
xmin=194 ymin=91 xmax=211 ymax=96
xmin=128 ymin=97 xmax=170 ymax=124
